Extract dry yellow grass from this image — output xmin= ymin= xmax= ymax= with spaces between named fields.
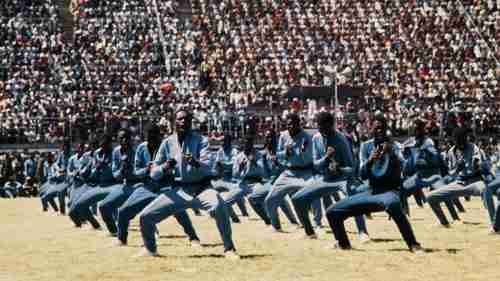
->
xmin=1 ymin=197 xmax=500 ymax=281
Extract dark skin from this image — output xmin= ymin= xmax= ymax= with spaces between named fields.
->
xmin=240 ymin=138 xmax=256 ymax=171
xmin=415 ymin=124 xmax=426 ymax=142
xmin=217 ymin=135 xmax=233 ymax=175
xmin=318 ymin=117 xmax=335 ymax=159
xmin=455 ymin=134 xmax=467 ymax=151
xmin=146 ymin=130 xmax=162 ymax=173
xmin=118 ymin=131 xmax=131 ymax=154
xmin=285 ymin=115 xmax=302 ymax=156
xmin=163 ymin=111 xmax=199 ymax=171
xmin=368 ymin=120 xmax=392 ymax=166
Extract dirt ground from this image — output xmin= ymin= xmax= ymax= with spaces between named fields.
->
xmin=1 ymin=197 xmax=499 ymax=281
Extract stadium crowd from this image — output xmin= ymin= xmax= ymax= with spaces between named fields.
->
xmin=0 ymin=0 xmax=499 ymax=145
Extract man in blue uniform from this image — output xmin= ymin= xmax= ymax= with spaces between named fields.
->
xmin=292 ymin=112 xmax=368 ymax=240
xmin=114 ymin=124 xmax=200 ymax=246
xmin=99 ymin=129 xmax=141 ymax=236
xmin=428 ymin=127 xmax=489 ymax=227
xmin=68 ymin=134 xmax=121 ymax=229
xmin=326 ymin=114 xmax=422 ymax=252
xmin=247 ymin=130 xmax=299 ymax=226
xmin=138 ymin=109 xmax=238 ymax=259
xmin=264 ymin=113 xmax=314 ymax=232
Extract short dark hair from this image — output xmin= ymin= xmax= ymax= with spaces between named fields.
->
xmin=175 ymin=108 xmax=193 ymax=120
xmin=414 ymin=118 xmax=426 ymax=129
xmin=146 ymin=124 xmax=161 ymax=138
xmin=286 ymin=112 xmax=300 ymax=123
xmin=373 ymin=112 xmax=387 ymax=127
xmin=118 ymin=128 xmax=131 ymax=139
xmin=453 ymin=127 xmax=469 ymax=141
xmin=100 ymin=133 xmax=113 ymax=147
xmin=316 ymin=112 xmax=334 ymax=125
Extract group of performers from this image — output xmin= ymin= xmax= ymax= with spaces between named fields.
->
xmin=29 ymin=108 xmax=500 ymax=259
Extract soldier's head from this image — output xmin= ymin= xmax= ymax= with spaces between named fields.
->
xmin=317 ymin=112 xmax=334 ymax=136
xmin=146 ymin=124 xmax=162 ymax=147
xmin=175 ymin=109 xmax=193 ymax=135
xmin=453 ymin=127 xmax=469 ymax=151
xmin=286 ymin=113 xmax=301 ymax=137
xmin=118 ymin=128 xmax=131 ymax=148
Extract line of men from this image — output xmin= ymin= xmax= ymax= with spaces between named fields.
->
xmin=35 ymin=109 xmax=500 ymax=259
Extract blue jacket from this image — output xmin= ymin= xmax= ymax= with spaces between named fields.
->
xmin=43 ymin=161 xmax=58 ymax=184
xmin=112 ymin=144 xmax=137 ymax=183
xmin=276 ymin=130 xmax=313 ymax=169
xmin=312 ymin=130 xmax=354 ymax=180
xmin=67 ymin=153 xmax=85 ymax=184
xmin=402 ymin=137 xmax=440 ymax=178
xmin=90 ymin=148 xmax=115 ymax=186
xmin=214 ymin=146 xmax=239 ymax=179
xmin=359 ymin=139 xmax=405 ymax=192
xmin=24 ymin=158 xmax=37 ymax=178
xmin=447 ymin=143 xmax=489 ymax=183
xmin=134 ymin=141 xmax=161 ymax=181
xmin=232 ymin=150 xmax=267 ymax=181
xmin=151 ymin=131 xmax=211 ymax=184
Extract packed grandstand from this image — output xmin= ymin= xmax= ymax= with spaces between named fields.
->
xmin=0 ymin=0 xmax=499 ymax=145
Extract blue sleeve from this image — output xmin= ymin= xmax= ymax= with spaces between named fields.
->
xmin=24 ymin=161 xmax=29 ymax=177
xmin=232 ymin=154 xmax=245 ymax=180
xmin=359 ymin=142 xmax=370 ymax=180
xmin=196 ymin=136 xmax=211 ymax=174
xmin=134 ymin=145 xmax=148 ymax=178
xmin=313 ymin=137 xmax=328 ymax=172
xmin=337 ymin=135 xmax=354 ymax=177
xmin=112 ymin=148 xmax=122 ymax=180
xmin=151 ymin=140 xmax=170 ymax=181
xmin=276 ymin=134 xmax=288 ymax=166
xmin=67 ymin=157 xmax=75 ymax=176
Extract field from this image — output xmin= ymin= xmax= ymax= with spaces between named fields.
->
xmin=1 ymin=198 xmax=500 ymax=281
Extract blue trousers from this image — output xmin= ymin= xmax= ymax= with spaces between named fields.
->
xmin=248 ymin=182 xmax=298 ymax=226
xmin=40 ymin=182 xmax=56 ymax=211
xmin=1 ymin=187 xmax=17 ymax=198
xmin=140 ymin=181 xmax=234 ymax=253
xmin=68 ymin=184 xmax=121 ymax=228
xmin=212 ymin=179 xmax=249 ymax=216
xmin=292 ymin=177 xmax=367 ymax=236
xmin=41 ymin=183 xmax=69 ymax=214
xmin=427 ymin=180 xmax=485 ymax=226
xmin=402 ymin=175 xmax=464 ymax=219
xmin=99 ymin=183 xmax=138 ymax=235
xmin=483 ymin=177 xmax=500 ymax=230
xmin=117 ymin=183 xmax=199 ymax=244
xmin=327 ymin=190 xmax=419 ymax=249
xmin=57 ymin=182 xmax=77 ymax=215
xmin=265 ymin=170 xmax=314 ymax=231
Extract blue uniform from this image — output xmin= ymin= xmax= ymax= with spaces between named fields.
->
xmin=428 ymin=143 xmax=488 ymax=226
xmin=326 ymin=138 xmax=420 ymax=250
xmin=69 ymin=148 xmax=120 ymax=229
xmin=400 ymin=137 xmax=442 ymax=212
xmin=484 ymin=149 xmax=500 ymax=231
xmin=99 ymin=145 xmax=141 ymax=235
xmin=264 ymin=129 xmax=314 ymax=231
xmin=241 ymin=148 xmax=300 ymax=226
xmin=1 ymin=181 xmax=22 ymax=198
xmin=211 ymin=146 xmax=250 ymax=218
xmin=24 ymin=158 xmax=37 ymax=178
xmin=140 ymin=131 xmax=234 ymax=254
xmin=292 ymin=130 xmax=367 ymax=237
xmin=40 ymin=161 xmax=61 ymax=212
xmin=115 ymin=141 xmax=182 ymax=244
xmin=40 ymin=150 xmax=73 ymax=215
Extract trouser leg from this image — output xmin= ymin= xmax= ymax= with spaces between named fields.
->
xmin=117 ymin=187 xmax=158 ymax=244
